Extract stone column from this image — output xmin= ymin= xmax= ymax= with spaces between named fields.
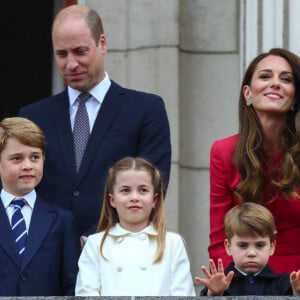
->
xmin=178 ymin=0 xmax=239 ymax=291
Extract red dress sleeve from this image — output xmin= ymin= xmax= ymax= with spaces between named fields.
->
xmin=208 ymin=135 xmax=240 ymax=268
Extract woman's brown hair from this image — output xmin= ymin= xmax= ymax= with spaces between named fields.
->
xmin=233 ymin=48 xmax=300 ymax=203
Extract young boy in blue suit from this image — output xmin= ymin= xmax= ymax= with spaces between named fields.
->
xmin=196 ymin=202 xmax=300 ymax=296
xmin=0 ymin=117 xmax=80 ymax=296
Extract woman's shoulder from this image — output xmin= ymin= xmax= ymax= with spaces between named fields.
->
xmin=211 ymin=133 xmax=238 ymax=156
xmin=212 ymin=133 xmax=239 ymax=147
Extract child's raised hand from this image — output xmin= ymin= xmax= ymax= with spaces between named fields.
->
xmin=290 ymin=269 xmax=300 ymax=295
xmin=195 ymin=258 xmax=234 ymax=296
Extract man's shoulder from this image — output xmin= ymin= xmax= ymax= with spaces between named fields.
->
xmin=110 ymin=80 xmax=163 ymax=101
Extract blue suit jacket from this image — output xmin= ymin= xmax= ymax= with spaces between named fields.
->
xmin=18 ymin=81 xmax=171 ymax=235
xmin=0 ymin=196 xmax=80 ymax=296
xmin=200 ymin=263 xmax=292 ymax=296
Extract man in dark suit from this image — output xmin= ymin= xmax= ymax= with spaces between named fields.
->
xmin=0 ymin=117 xmax=80 ymax=296
xmin=18 ymin=5 xmax=171 ymax=241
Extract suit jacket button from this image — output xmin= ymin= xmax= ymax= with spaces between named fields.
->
xmin=116 ymin=266 xmax=123 ymax=272
xmin=20 ymin=272 xmax=28 ymax=280
xmin=73 ymin=190 xmax=80 ymax=197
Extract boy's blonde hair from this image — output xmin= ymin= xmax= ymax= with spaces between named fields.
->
xmin=97 ymin=156 xmax=166 ymax=263
xmin=224 ymin=202 xmax=277 ymax=242
xmin=0 ymin=117 xmax=45 ymax=157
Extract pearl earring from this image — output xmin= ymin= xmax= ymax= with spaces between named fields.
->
xmin=246 ymin=99 xmax=253 ymax=106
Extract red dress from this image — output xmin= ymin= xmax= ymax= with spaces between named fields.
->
xmin=209 ymin=134 xmax=300 ymax=274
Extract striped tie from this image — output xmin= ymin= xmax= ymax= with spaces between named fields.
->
xmin=11 ymin=199 xmax=27 ymax=255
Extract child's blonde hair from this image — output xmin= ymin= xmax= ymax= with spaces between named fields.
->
xmin=224 ymin=202 xmax=277 ymax=242
xmin=97 ymin=156 xmax=166 ymax=263
xmin=0 ymin=117 xmax=45 ymax=157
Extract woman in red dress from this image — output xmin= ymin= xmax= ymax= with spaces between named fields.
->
xmin=209 ymin=48 xmax=300 ymax=274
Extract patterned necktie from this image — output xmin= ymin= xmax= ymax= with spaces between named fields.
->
xmin=73 ymin=93 xmax=90 ymax=172
xmin=11 ymin=199 xmax=27 ymax=255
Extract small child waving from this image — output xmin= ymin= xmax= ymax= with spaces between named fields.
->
xmin=196 ymin=202 xmax=300 ymax=296
xmin=75 ymin=156 xmax=195 ymax=296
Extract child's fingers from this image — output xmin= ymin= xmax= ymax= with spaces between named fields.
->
xmin=290 ymin=271 xmax=296 ymax=281
xmin=201 ymin=265 xmax=212 ymax=278
xmin=226 ymin=270 xmax=234 ymax=285
xmin=209 ymin=259 xmax=218 ymax=274
xmin=195 ymin=276 xmax=207 ymax=285
xmin=217 ymin=258 xmax=224 ymax=273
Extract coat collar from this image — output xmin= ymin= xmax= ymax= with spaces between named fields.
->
xmin=109 ymin=223 xmax=158 ymax=237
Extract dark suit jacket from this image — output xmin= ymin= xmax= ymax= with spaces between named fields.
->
xmin=0 ymin=196 xmax=80 ymax=296
xmin=200 ymin=263 xmax=292 ymax=296
xmin=18 ymin=81 xmax=171 ymax=235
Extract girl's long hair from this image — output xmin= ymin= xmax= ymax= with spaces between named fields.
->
xmin=97 ymin=157 xmax=166 ymax=263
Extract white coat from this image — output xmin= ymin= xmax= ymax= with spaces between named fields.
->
xmin=75 ymin=223 xmax=196 ymax=296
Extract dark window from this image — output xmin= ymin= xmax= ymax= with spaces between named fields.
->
xmin=1 ymin=2 xmax=54 ymax=120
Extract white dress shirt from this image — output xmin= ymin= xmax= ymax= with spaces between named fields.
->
xmin=75 ymin=223 xmax=196 ymax=296
xmin=1 ymin=189 xmax=36 ymax=230
xmin=68 ymin=72 xmax=111 ymax=132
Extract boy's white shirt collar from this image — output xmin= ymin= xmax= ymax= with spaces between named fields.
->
xmin=1 ymin=188 xmax=36 ymax=209
xmin=234 ymin=264 xmax=262 ymax=277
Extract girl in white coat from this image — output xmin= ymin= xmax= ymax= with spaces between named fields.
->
xmin=75 ymin=156 xmax=196 ymax=296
